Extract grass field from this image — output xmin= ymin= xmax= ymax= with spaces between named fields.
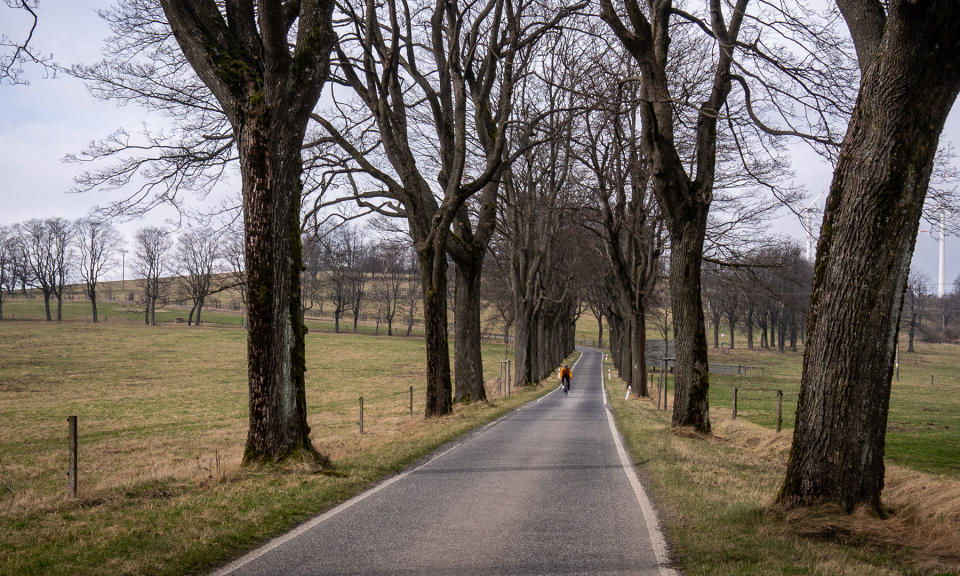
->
xmin=3 ymin=299 xmax=957 ymax=575
xmin=700 ymin=343 xmax=960 ymax=476
xmin=0 ymin=317 xmax=563 ymax=576
xmin=2 ymin=293 xmax=439 ymax=337
xmin=574 ymin=308 xmax=960 ymax=475
xmin=603 ymin=345 xmax=960 ymax=575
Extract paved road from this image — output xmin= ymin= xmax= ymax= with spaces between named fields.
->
xmin=214 ymin=348 xmax=674 ymax=576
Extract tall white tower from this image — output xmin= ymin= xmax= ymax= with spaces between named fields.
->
xmin=804 ymin=191 xmax=824 ymax=262
xmin=939 ymin=208 xmax=946 ymax=298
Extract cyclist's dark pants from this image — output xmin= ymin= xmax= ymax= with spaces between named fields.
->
xmin=562 ymin=376 xmax=570 ymax=393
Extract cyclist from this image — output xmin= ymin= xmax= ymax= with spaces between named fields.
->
xmin=560 ymin=363 xmax=572 ymax=396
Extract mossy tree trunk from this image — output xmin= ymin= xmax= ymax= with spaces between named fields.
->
xmin=419 ymin=236 xmax=453 ymax=416
xmin=668 ymin=213 xmax=711 ymax=432
xmin=779 ymin=0 xmax=960 ymax=511
xmin=159 ymin=0 xmax=336 ymax=463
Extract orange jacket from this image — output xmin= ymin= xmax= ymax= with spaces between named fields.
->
xmin=560 ymin=366 xmax=572 ymax=379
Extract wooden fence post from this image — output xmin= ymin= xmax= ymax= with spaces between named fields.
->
xmin=733 ymin=387 xmax=738 ymax=419
xmin=68 ymin=416 xmax=77 ymax=498
xmin=359 ymin=396 xmax=364 ymax=434
xmin=409 ymin=386 xmax=413 ymax=417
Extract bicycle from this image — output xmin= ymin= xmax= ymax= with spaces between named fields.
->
xmin=562 ymin=375 xmax=570 ymax=396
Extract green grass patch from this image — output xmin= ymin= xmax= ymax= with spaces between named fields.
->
xmin=0 ymin=319 xmax=567 ymax=576
xmin=605 ymin=350 xmax=960 ymax=576
xmin=699 ymin=344 xmax=960 ymax=476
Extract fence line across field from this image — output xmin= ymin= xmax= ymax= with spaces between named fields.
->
xmin=648 ymin=356 xmax=764 ymax=378
xmin=61 ymin=373 xmax=519 ymax=497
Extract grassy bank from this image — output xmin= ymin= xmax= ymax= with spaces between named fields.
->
xmin=604 ymin=353 xmax=960 ymax=575
xmin=700 ymin=343 xmax=960 ymax=476
xmin=0 ymin=320 xmax=565 ymax=575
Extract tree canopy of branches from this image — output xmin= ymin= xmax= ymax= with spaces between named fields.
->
xmin=600 ymin=0 xmax=752 ymax=433
xmin=75 ymin=218 xmax=121 ymax=323
xmin=16 ymin=218 xmax=72 ymax=322
xmin=176 ymin=226 xmax=225 ymax=326
xmin=0 ymin=0 xmax=52 ymax=85
xmin=319 ymin=0 xmax=582 ymax=413
xmin=134 ymin=226 xmax=170 ymax=326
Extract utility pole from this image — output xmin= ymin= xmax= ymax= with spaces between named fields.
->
xmin=119 ymin=248 xmax=127 ymax=289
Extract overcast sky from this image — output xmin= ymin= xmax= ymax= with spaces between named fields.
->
xmin=0 ymin=2 xmax=957 ymax=292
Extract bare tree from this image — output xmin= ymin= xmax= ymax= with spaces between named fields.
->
xmin=17 ymin=218 xmax=69 ymax=321
xmin=1 ymin=0 xmax=52 ymax=85
xmin=600 ymin=0 xmax=754 ymax=433
xmin=46 ymin=217 xmax=72 ymax=322
xmin=346 ymin=233 xmax=369 ymax=333
xmin=301 ymin=232 xmax=324 ymax=321
xmin=780 ymin=0 xmax=960 ymax=512
xmin=176 ymin=226 xmax=223 ymax=326
xmin=134 ymin=226 xmax=171 ymax=326
xmin=374 ymin=238 xmax=409 ymax=337
xmin=0 ymin=225 xmax=13 ymax=319
xmin=321 ymin=0 xmax=583 ymax=413
xmin=151 ymin=0 xmax=337 ymax=463
xmin=574 ymin=46 xmax=666 ymax=396
xmin=480 ymin=239 xmax=516 ymax=348
xmin=75 ymin=218 xmax=120 ymax=323
xmin=321 ymin=225 xmax=358 ymax=334
xmin=404 ymin=246 xmax=421 ymax=337
xmin=650 ymin=280 xmax=671 ymax=352
xmin=903 ymin=268 xmax=929 ymax=353
xmin=224 ymin=223 xmax=246 ymax=313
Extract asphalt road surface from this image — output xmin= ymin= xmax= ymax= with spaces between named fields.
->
xmin=213 ymin=348 xmax=675 ymax=576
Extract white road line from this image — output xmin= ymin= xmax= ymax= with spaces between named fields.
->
xmin=211 ymin=353 xmax=584 ymax=575
xmin=210 ymin=420 xmax=489 ymax=575
xmin=599 ymin=350 xmax=680 ymax=576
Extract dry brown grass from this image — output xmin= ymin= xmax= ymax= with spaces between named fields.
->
xmin=707 ymin=414 xmax=960 ymax=573
xmin=0 ymin=320 xmax=556 ymax=575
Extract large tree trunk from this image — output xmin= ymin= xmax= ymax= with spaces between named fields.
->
xmin=159 ymin=0 xmax=336 ymax=466
xmin=619 ymin=312 xmax=633 ymax=390
xmin=513 ymin=297 xmax=534 ymax=387
xmin=670 ymin=216 xmax=711 ymax=433
xmin=43 ymin=291 xmax=51 ymax=321
xmin=712 ymin=312 xmax=720 ymax=348
xmin=454 ymin=259 xmax=486 ymax=403
xmin=418 ymin=240 xmax=453 ymax=417
xmin=90 ymin=286 xmax=99 ymax=323
xmin=631 ymin=306 xmax=648 ymax=396
xmin=597 ymin=314 xmax=604 ymax=348
xmin=728 ymin=312 xmax=736 ymax=350
xmin=779 ymin=0 xmax=960 ymax=511
xmin=241 ymin=125 xmax=318 ymax=463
